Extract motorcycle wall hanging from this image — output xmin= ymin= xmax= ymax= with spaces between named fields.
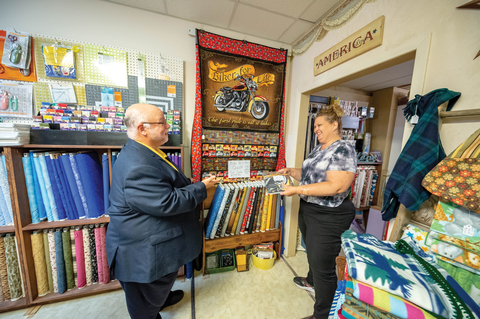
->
xmin=213 ymin=75 xmax=269 ymax=121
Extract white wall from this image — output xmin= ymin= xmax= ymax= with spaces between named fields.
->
xmin=1 ymin=0 xmax=291 ymax=177
xmin=282 ymin=0 xmax=480 ymax=256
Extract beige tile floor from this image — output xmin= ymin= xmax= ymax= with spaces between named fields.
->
xmin=0 ymin=252 xmax=314 ymax=319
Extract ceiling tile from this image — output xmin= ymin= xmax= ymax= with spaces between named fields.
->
xmin=165 ymin=0 xmax=235 ymax=28
xmin=106 ymin=0 xmax=165 ymax=13
xmin=230 ymin=3 xmax=295 ymax=40
xmin=300 ymin=0 xmax=340 ymax=23
xmin=239 ymin=0 xmax=314 ymax=18
xmin=278 ymin=20 xmax=314 ymax=44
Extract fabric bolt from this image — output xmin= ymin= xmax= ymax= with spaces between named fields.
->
xmin=99 ymin=225 xmax=109 ymax=283
xmin=232 ymin=186 xmax=249 ymax=235
xmin=438 ymin=259 xmax=480 ymax=308
xmin=346 ymin=279 xmax=438 ymax=319
xmin=210 ymin=185 xmax=231 ymax=239
xmin=22 ymin=156 xmax=39 ymax=224
xmin=33 ymin=155 xmax=52 ymax=221
xmin=38 ymin=155 xmax=59 ymax=221
xmin=30 ymin=232 xmax=49 ymax=296
xmin=382 ymin=89 xmax=461 ymax=220
xmin=47 ymin=231 xmax=58 ymax=292
xmin=45 ymin=156 xmax=66 ymax=220
xmin=225 ymin=186 xmax=242 ymax=236
xmin=426 ymin=231 xmax=480 ymax=270
xmin=95 ymin=226 xmax=104 ymax=284
xmin=42 ymin=231 xmax=53 ymax=292
xmin=254 ymin=187 xmax=265 ymax=232
xmin=102 ymin=154 xmax=110 ymax=217
xmin=423 ymin=127 xmax=480 ymax=213
xmin=69 ymin=154 xmax=90 ymax=219
xmin=240 ymin=186 xmax=256 ymax=234
xmin=261 ymin=194 xmax=271 ymax=232
xmin=54 ymin=230 xmax=67 ymax=294
xmin=0 ymin=238 xmax=11 ymax=300
xmin=76 ymin=153 xmax=105 ymax=218
xmin=88 ymin=227 xmax=98 ymax=283
xmin=60 ymin=154 xmax=85 ymax=219
xmin=250 ymin=187 xmax=264 ymax=234
xmin=82 ymin=227 xmax=92 ymax=286
xmin=275 ymin=193 xmax=281 ymax=229
xmin=0 ymin=183 xmax=8 ymax=226
xmin=4 ymin=236 xmax=22 ymax=300
xmin=430 ymin=201 xmax=480 ymax=254
xmin=237 ymin=186 xmax=253 ymax=235
xmin=51 ymin=158 xmax=74 ymax=220
xmin=70 ymin=229 xmax=77 ymax=286
xmin=204 ymin=184 xmax=225 ymax=238
xmin=0 ymin=156 xmax=13 ymax=225
xmin=55 ymin=158 xmax=78 ymax=220
xmin=62 ymin=230 xmax=74 ymax=290
xmin=220 ymin=186 xmax=238 ymax=237
xmin=402 ymin=224 xmax=430 ymax=253
xmin=74 ymin=229 xmax=86 ymax=288
xmin=328 ymin=279 xmax=346 ymax=319
xmin=215 ymin=185 xmax=235 ymax=237
xmin=246 ymin=187 xmax=261 ymax=234
xmin=342 ymin=292 xmax=403 ymax=319
xmin=30 ymin=153 xmax=46 ymax=221
xmin=342 ymin=230 xmax=459 ymax=318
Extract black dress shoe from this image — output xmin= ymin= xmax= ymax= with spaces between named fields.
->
xmin=160 ymin=290 xmax=184 ymax=311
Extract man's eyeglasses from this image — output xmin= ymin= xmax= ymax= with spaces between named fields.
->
xmin=142 ymin=122 xmax=166 ymax=125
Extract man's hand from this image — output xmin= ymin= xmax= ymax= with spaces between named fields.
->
xmin=201 ymin=174 xmax=220 ymax=189
xmin=189 ymin=177 xmax=195 ymax=184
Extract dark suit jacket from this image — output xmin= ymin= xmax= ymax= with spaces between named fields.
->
xmin=106 ymin=138 xmax=206 ymax=283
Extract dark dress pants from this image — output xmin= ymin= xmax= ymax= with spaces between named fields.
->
xmin=298 ymin=199 xmax=355 ymax=319
xmin=119 ymin=270 xmax=178 ymax=319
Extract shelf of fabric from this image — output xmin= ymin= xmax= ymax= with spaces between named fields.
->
xmin=22 ymin=217 xmax=110 ymax=231
xmin=31 ymin=280 xmax=121 ymax=305
xmin=0 ymin=297 xmax=28 ymax=314
xmin=0 ymin=225 xmax=15 ymax=234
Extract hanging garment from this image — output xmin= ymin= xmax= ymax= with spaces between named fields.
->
xmin=382 ymin=89 xmax=461 ymax=221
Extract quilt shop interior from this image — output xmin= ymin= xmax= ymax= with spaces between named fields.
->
xmin=1 ymin=0 xmax=480 ymax=318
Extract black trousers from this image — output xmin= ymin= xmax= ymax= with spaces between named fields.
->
xmin=119 ymin=271 xmax=178 ymax=319
xmin=298 ymin=199 xmax=355 ymax=319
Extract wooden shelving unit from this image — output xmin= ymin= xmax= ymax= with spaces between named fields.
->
xmin=201 ymin=191 xmax=282 ymax=275
xmin=0 ymin=143 xmax=184 ymax=313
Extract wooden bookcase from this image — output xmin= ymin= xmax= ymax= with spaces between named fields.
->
xmin=0 ymin=144 xmax=184 ymax=313
xmin=201 ymin=186 xmax=282 ymax=275
xmin=356 ymin=161 xmax=383 ymax=227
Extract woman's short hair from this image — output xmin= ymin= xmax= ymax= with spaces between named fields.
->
xmin=317 ymin=104 xmax=344 ymax=133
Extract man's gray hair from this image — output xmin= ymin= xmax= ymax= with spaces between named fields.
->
xmin=125 ymin=108 xmax=150 ymax=139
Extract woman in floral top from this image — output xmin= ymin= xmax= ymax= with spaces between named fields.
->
xmin=279 ymin=104 xmax=356 ymax=319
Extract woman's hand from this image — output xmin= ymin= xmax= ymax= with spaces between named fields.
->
xmin=201 ymin=174 xmax=220 ymax=189
xmin=277 ymin=168 xmax=290 ymax=175
xmin=279 ymin=182 xmax=298 ymax=197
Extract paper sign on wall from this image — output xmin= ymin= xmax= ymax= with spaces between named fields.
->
xmin=228 ymin=160 xmax=250 ymax=178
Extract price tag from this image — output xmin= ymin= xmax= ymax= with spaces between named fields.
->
xmin=411 ymin=114 xmax=419 ymax=124
xmin=463 ymin=224 xmax=474 ymax=237
xmin=228 ymin=160 xmax=250 ymax=178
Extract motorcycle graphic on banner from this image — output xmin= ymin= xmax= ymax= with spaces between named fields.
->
xmin=199 ymin=50 xmax=286 ymax=132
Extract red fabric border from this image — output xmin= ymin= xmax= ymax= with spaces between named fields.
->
xmin=191 ymin=45 xmax=203 ymax=182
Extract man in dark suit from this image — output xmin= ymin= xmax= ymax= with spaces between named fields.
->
xmin=106 ymin=103 xmax=218 ymax=319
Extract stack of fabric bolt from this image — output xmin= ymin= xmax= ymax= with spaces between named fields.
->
xmin=0 ymin=234 xmax=24 ymax=302
xmin=330 ymin=230 xmax=480 ymax=319
xmin=21 ymin=151 xmax=109 ymax=224
xmin=29 ymin=224 xmax=110 ymax=296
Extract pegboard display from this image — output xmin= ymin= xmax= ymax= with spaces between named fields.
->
xmin=83 ymin=44 xmax=128 ymax=88
xmin=84 ymin=75 xmax=140 ymax=108
xmin=32 ymin=34 xmax=86 ymax=83
xmin=0 ymin=81 xmax=34 ymax=118
xmin=33 ymin=82 xmax=87 ymax=112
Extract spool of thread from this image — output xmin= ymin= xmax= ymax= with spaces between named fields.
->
xmin=362 ymin=133 xmax=371 ymax=155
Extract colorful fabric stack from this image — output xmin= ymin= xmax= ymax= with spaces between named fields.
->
xmin=204 ymin=182 xmax=282 ymax=239
xmin=30 ymin=224 xmax=110 ymax=296
xmin=21 ymin=151 xmax=107 ymax=223
xmin=339 ymin=230 xmax=480 ymax=319
xmin=0 ymin=154 xmax=14 ymax=226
